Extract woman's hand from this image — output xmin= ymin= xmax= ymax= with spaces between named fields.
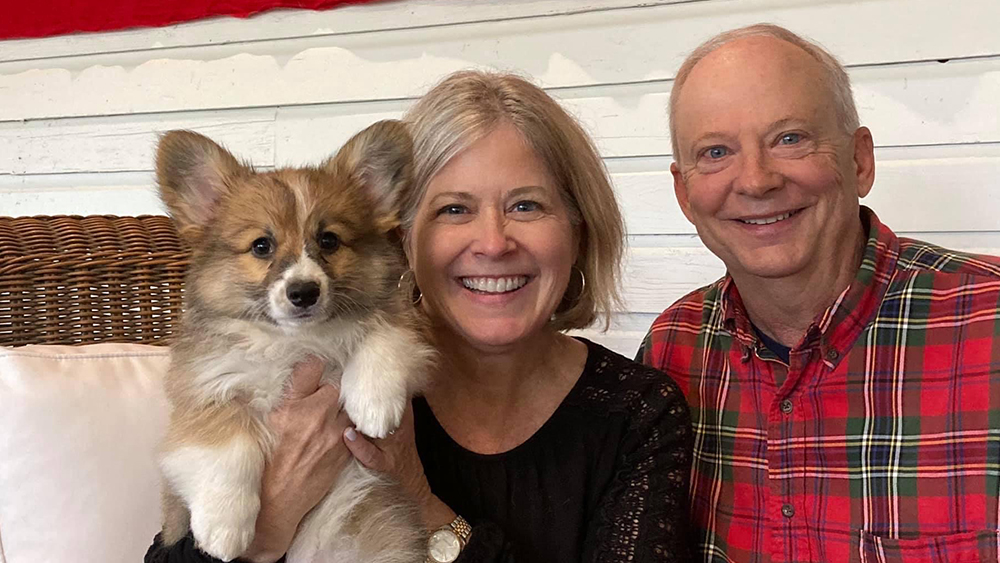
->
xmin=343 ymin=404 xmax=457 ymax=533
xmin=241 ymin=357 xmax=354 ymax=563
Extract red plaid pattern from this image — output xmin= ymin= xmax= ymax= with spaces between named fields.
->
xmin=638 ymin=208 xmax=1000 ymax=563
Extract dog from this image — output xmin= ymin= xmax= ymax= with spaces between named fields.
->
xmin=154 ymin=121 xmax=433 ymax=563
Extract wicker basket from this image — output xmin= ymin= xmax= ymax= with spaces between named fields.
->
xmin=0 ymin=215 xmax=189 ymax=347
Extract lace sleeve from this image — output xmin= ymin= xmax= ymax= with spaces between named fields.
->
xmin=583 ymin=362 xmax=693 ymax=562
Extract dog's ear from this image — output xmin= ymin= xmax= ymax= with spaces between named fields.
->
xmin=155 ymin=130 xmax=246 ymax=241
xmin=324 ymin=120 xmax=413 ymax=232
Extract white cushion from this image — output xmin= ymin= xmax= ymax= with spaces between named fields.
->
xmin=0 ymin=343 xmax=171 ymax=563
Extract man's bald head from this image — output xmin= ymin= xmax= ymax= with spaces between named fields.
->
xmin=669 ymin=24 xmax=859 ymax=164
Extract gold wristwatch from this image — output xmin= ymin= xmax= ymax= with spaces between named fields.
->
xmin=427 ymin=515 xmax=472 ymax=563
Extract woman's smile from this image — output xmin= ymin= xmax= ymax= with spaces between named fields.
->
xmin=459 ymin=275 xmax=530 ymax=294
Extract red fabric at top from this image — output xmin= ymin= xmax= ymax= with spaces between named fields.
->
xmin=0 ymin=0 xmax=381 ymax=40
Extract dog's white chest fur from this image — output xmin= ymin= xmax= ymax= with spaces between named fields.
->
xmin=188 ymin=318 xmax=366 ymax=414
xmin=161 ymin=317 xmax=432 ymax=562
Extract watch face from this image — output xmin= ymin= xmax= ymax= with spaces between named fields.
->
xmin=428 ymin=529 xmax=462 ymax=563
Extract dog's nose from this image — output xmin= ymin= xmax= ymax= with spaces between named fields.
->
xmin=286 ymin=281 xmax=321 ymax=308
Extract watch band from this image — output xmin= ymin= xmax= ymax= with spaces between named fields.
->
xmin=449 ymin=515 xmax=473 ymax=545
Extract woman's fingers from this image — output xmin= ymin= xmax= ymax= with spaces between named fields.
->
xmin=344 ymin=427 xmax=387 ymax=471
xmin=286 ymin=355 xmax=325 ymax=399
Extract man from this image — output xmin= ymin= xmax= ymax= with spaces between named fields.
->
xmin=638 ymin=24 xmax=1000 ymax=563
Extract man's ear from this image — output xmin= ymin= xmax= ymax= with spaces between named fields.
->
xmin=853 ymin=126 xmax=876 ymax=198
xmin=155 ymin=130 xmax=246 ymax=242
xmin=323 ymin=120 xmax=413 ymax=233
xmin=671 ymin=161 xmax=696 ymax=224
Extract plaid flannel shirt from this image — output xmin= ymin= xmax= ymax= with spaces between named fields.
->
xmin=638 ymin=208 xmax=1000 ymax=563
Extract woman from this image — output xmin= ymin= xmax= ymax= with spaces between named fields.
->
xmin=147 ymin=70 xmax=692 ymax=563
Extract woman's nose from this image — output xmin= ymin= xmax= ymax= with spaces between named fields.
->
xmin=471 ymin=213 xmax=515 ymax=256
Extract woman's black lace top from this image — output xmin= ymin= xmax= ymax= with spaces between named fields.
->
xmin=145 ymin=338 xmax=692 ymax=563
xmin=415 ymin=338 xmax=693 ymax=563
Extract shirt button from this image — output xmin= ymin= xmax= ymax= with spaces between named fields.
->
xmin=826 ymin=349 xmax=839 ymax=361
xmin=781 ymin=504 xmax=795 ymax=518
xmin=780 ymin=399 xmax=793 ymax=414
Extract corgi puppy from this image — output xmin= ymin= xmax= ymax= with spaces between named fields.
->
xmin=155 ymin=121 xmax=433 ymax=563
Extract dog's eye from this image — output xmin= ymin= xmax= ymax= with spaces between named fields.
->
xmin=318 ymin=232 xmax=340 ymax=252
xmin=250 ymin=237 xmax=274 ymax=257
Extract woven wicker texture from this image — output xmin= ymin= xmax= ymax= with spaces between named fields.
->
xmin=0 ymin=215 xmax=189 ymax=347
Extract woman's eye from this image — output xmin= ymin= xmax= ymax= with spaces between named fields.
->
xmin=779 ymin=133 xmax=802 ymax=145
xmin=705 ymin=146 xmax=729 ymax=160
xmin=436 ymin=204 xmax=467 ymax=216
xmin=511 ymin=200 xmax=540 ymax=213
xmin=318 ymin=232 xmax=340 ymax=252
xmin=250 ymin=237 xmax=273 ymax=258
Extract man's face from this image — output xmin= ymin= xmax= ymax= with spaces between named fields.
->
xmin=671 ymin=36 xmax=874 ymax=282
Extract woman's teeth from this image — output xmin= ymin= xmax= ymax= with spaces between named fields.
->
xmin=741 ymin=210 xmax=796 ymax=225
xmin=462 ymin=276 xmax=528 ymax=293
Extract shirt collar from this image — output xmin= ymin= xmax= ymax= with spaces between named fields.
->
xmin=719 ymin=206 xmax=898 ymax=367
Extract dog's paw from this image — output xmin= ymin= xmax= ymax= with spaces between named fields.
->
xmin=195 ymin=523 xmax=256 ymax=562
xmin=343 ymin=387 xmax=407 ymax=439
xmin=190 ymin=498 xmax=259 ymax=562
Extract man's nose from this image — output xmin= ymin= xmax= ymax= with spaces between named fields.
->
xmin=733 ymin=148 xmax=782 ymax=197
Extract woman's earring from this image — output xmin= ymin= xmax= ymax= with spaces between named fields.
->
xmin=572 ymin=265 xmax=586 ymax=300
xmin=397 ymin=269 xmax=423 ymax=306
xmin=552 ymin=266 xmax=587 ymax=321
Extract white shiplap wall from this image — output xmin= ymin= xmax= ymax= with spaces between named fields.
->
xmin=2 ymin=0 xmax=998 ymax=355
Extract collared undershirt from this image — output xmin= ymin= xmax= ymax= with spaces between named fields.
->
xmin=752 ymin=323 xmax=791 ymax=365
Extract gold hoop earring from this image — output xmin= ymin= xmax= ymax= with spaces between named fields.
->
xmin=554 ymin=266 xmax=586 ymax=320
xmin=397 ymin=269 xmax=423 ymax=306
xmin=573 ymin=265 xmax=586 ymax=299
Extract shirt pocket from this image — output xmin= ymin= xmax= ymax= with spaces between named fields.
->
xmin=858 ymin=530 xmax=1000 ymax=563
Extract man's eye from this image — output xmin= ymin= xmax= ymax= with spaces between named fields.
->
xmin=706 ymin=146 xmax=728 ymax=159
xmin=779 ymin=133 xmax=801 ymax=145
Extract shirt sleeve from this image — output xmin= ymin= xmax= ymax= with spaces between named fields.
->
xmin=144 ymin=533 xmax=287 ymax=563
xmin=582 ymin=369 xmax=694 ymax=562
xmin=634 ymin=328 xmax=655 ymax=365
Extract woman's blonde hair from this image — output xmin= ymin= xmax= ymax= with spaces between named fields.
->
xmin=402 ymin=70 xmax=625 ymax=331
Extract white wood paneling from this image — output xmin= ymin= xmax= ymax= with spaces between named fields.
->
xmin=0 ymin=182 xmax=161 ymax=216
xmin=572 ymin=312 xmax=661 ymax=359
xmin=0 ymin=111 xmax=276 ymax=175
xmin=5 ymin=56 xmax=1000 ymax=172
xmin=1 ymin=0 xmax=998 ymax=355
xmin=3 ymin=0 xmax=999 ymax=121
